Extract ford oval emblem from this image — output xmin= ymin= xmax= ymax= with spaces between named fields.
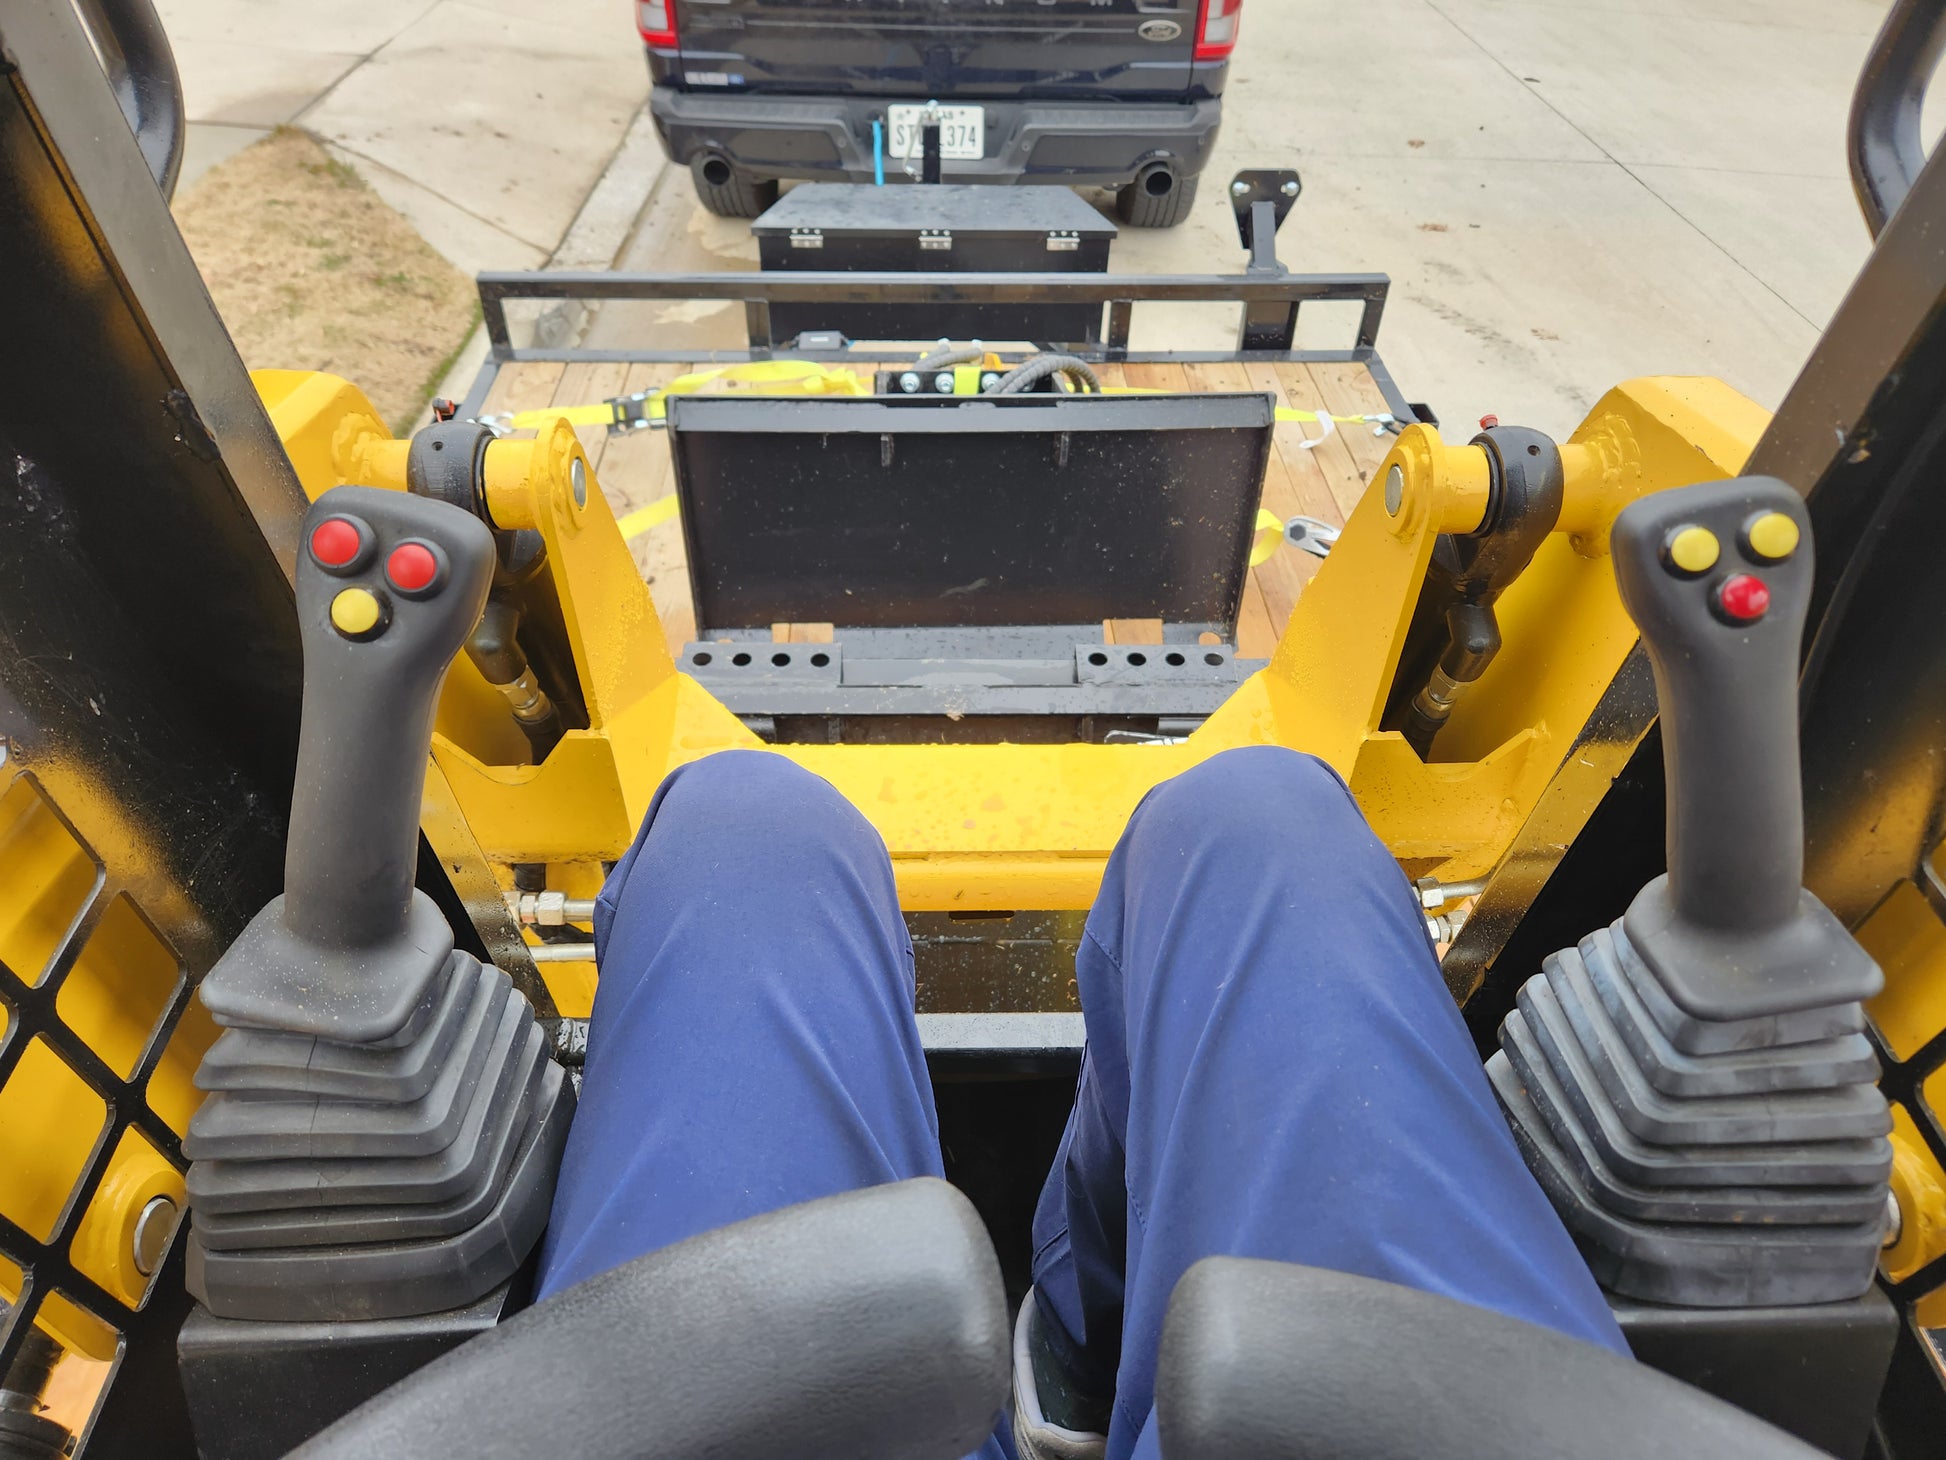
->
xmin=1137 ymin=18 xmax=1183 ymax=41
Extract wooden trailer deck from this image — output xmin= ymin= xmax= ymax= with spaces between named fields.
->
xmin=476 ymin=357 xmax=1398 ymax=661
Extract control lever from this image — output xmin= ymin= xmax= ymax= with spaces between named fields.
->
xmin=1487 ymin=476 xmax=1890 ymax=1308
xmin=1610 ymin=477 xmax=1874 ymax=1014
xmin=185 ymin=486 xmax=572 ymax=1326
xmin=200 ymin=486 xmax=495 ymax=1038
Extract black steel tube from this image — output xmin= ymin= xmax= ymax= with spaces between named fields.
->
xmin=477 ymin=269 xmax=1390 ymax=355
xmin=1848 ymin=0 xmax=1946 ymax=237
xmin=70 ymin=0 xmax=185 ymax=199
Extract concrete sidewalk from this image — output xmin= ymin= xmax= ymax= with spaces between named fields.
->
xmin=159 ymin=0 xmax=655 ymax=275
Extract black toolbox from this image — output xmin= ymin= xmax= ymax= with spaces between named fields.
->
xmin=752 ymin=183 xmax=1116 ymax=346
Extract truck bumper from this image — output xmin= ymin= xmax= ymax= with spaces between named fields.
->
xmin=648 ymin=86 xmax=1223 ymax=189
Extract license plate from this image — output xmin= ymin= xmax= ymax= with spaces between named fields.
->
xmin=887 ymin=105 xmax=985 ymax=162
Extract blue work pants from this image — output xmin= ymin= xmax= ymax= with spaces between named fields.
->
xmin=535 ymin=748 xmax=1625 ymax=1459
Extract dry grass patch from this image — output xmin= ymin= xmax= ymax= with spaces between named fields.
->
xmin=175 ymin=127 xmax=477 ymax=433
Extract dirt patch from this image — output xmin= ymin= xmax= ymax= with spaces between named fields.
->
xmin=174 ymin=128 xmax=477 ymax=434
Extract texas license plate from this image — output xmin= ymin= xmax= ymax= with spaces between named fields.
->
xmin=887 ymin=105 xmax=985 ymax=162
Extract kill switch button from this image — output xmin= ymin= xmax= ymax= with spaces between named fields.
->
xmin=1716 ymin=574 xmax=1770 ymax=624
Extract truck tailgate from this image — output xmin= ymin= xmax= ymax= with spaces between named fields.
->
xmin=672 ymin=0 xmax=1199 ymax=100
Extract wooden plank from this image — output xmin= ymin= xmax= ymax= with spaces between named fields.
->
xmin=1308 ymin=358 xmax=1398 ymax=420
xmin=1120 ymin=361 xmax=1191 ymax=391
xmin=477 ymin=360 xmax=566 ymax=421
xmin=1235 ymin=576 xmax=1278 ymax=659
xmin=1104 ymin=619 xmax=1163 ymax=644
xmin=1259 ymin=363 xmax=1367 ymax=522
xmin=1303 ymin=361 xmax=1395 ymax=485
xmin=1092 ymin=362 xmax=1129 ymax=391
xmin=1183 ymin=362 xmax=1319 ymax=641
xmin=551 ymin=361 xmax=630 ymax=469
xmin=587 ymin=361 xmax=692 ymax=657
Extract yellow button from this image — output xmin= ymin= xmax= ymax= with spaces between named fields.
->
xmin=329 ymin=587 xmax=383 ymax=636
xmin=1667 ymin=525 xmax=1720 ymax=574
xmin=1745 ymin=510 xmax=1800 ymax=562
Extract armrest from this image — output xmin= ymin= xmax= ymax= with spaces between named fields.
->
xmin=290 ymin=1178 xmax=1009 ymax=1460
xmin=1155 ymin=1258 xmax=1821 ymax=1460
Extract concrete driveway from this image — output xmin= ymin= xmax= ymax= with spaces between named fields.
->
xmin=160 ymin=0 xmax=648 ymax=274
xmin=161 ymin=0 xmax=1904 ymax=436
xmin=596 ymin=0 xmax=1901 ymax=437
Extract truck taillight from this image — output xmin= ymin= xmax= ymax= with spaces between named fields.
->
xmin=637 ymin=0 xmax=677 ymax=47
xmin=1194 ymin=0 xmax=1242 ymax=60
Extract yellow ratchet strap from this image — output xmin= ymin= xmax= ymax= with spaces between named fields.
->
xmin=1249 ymin=508 xmax=1285 ymax=567
xmin=616 ymin=495 xmax=679 ymax=539
xmin=506 ymin=361 xmax=875 ymax=432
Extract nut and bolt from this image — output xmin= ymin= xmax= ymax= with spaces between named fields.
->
xmin=507 ymin=890 xmax=598 ymax=926
xmin=934 ymin=372 xmax=956 ymax=394
xmin=1280 ymin=180 xmax=1299 ymax=197
xmin=1231 ymin=180 xmax=1250 ymax=196
xmin=898 ymin=371 xmax=922 ymax=394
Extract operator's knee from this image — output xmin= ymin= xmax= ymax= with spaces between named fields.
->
xmin=647 ymin=749 xmax=878 ymax=870
xmin=601 ymin=750 xmax=895 ymax=928
xmin=590 ymin=749 xmax=910 ymax=1031
xmin=1134 ymin=745 xmax=1384 ymax=882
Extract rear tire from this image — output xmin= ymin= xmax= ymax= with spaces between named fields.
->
xmin=1115 ymin=168 xmax=1197 ymax=228
xmin=690 ymin=155 xmax=779 ymax=218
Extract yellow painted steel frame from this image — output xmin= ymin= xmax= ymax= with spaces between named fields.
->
xmin=254 ymin=369 xmax=1766 ymax=1016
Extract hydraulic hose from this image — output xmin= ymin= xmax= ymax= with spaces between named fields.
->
xmin=914 ymin=343 xmax=988 ymax=372
xmin=990 ymin=355 xmax=1102 ymax=395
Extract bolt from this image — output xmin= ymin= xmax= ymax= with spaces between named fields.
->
xmin=934 ymin=372 xmax=956 ymax=394
xmin=133 ymin=1195 xmax=179 ymax=1277
xmin=1479 ymin=414 xmax=1499 ymax=430
xmin=1384 ymin=463 xmax=1405 ymax=516
xmin=1231 ymin=180 xmax=1250 ymax=196
xmin=899 ymin=371 xmax=922 ymax=394
xmin=1884 ymin=1190 xmax=1904 ymax=1250
xmin=570 ymin=456 xmax=587 ymax=508
xmin=1280 ymin=180 xmax=1299 ymax=197
xmin=980 ymin=372 xmax=1002 ymax=392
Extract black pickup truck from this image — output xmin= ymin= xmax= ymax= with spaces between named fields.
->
xmin=636 ymin=0 xmax=1239 ymax=227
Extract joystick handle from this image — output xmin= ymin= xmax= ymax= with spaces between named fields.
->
xmin=284 ymin=486 xmax=494 ymax=949
xmin=1610 ymin=477 xmax=1810 ymax=934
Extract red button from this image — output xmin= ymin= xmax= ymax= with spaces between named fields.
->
xmin=1718 ymin=573 xmax=1770 ymax=622
xmin=386 ymin=542 xmax=440 ymax=593
xmin=310 ymin=518 xmax=362 ymax=567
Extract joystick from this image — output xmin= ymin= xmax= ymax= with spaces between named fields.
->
xmin=1488 ymin=477 xmax=1892 ymax=1306
xmin=180 ymin=485 xmax=573 ymax=1323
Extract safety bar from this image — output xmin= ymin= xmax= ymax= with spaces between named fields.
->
xmin=475 ymin=268 xmax=1391 ymax=359
xmin=1847 ymin=0 xmax=1946 ymax=237
xmin=70 ymin=0 xmax=185 ymax=199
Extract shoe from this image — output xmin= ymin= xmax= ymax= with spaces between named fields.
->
xmin=1010 ymin=1288 xmax=1110 ymax=1460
